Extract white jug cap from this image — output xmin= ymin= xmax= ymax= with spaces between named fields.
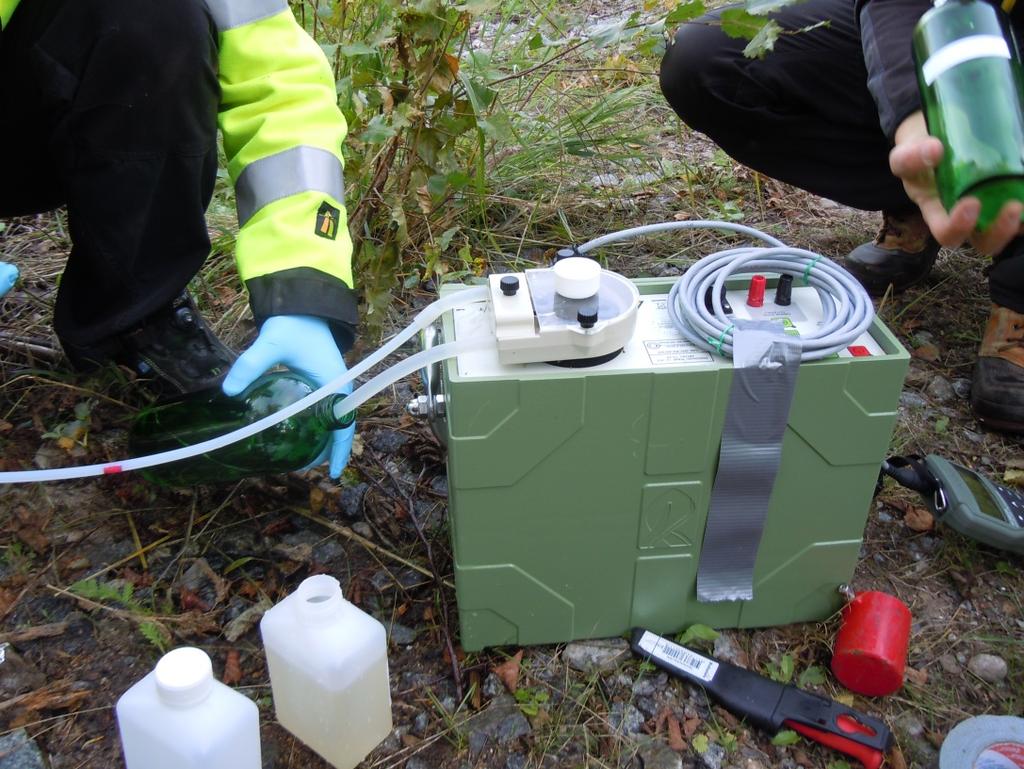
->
xmin=154 ymin=647 xmax=214 ymax=707
xmin=296 ymin=574 xmax=344 ymax=622
xmin=554 ymin=257 xmax=601 ymax=299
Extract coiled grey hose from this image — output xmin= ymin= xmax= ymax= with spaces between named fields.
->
xmin=578 ymin=220 xmax=875 ymax=361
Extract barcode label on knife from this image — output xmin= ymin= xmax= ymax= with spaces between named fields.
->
xmin=637 ymin=631 xmax=719 ymax=682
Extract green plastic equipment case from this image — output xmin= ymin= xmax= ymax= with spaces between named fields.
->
xmin=429 ymin=277 xmax=908 ymax=651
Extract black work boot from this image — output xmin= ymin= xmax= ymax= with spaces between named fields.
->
xmin=971 ymin=304 xmax=1024 ymax=433
xmin=845 ymin=210 xmax=940 ymax=296
xmin=65 ymin=293 xmax=236 ymax=394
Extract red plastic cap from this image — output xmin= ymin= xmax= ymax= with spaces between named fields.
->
xmin=746 ymin=275 xmax=766 ymax=308
xmin=831 ymin=591 xmax=912 ymax=697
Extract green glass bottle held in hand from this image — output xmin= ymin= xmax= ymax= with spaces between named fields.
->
xmin=129 ymin=372 xmax=354 ymax=487
xmin=914 ymin=0 xmax=1024 ymax=230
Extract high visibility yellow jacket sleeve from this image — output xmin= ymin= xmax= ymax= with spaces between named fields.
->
xmin=2 ymin=0 xmax=358 ymax=350
xmin=209 ymin=0 xmax=357 ymax=350
xmin=0 ymin=0 xmax=19 ymax=28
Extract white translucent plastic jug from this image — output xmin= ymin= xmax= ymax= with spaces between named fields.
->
xmin=260 ymin=574 xmax=393 ymax=769
xmin=116 ymin=647 xmax=261 ymax=769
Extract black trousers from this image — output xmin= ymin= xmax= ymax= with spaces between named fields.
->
xmin=660 ymin=0 xmax=1024 ymax=313
xmin=0 ymin=0 xmax=219 ymax=356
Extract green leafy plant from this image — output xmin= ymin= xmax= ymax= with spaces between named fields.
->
xmin=766 ymin=652 xmax=795 ymax=684
xmin=798 ymin=664 xmax=826 ymax=688
xmin=68 ymin=578 xmax=171 ymax=653
xmin=514 ymin=685 xmax=550 ymax=716
xmin=771 ymin=729 xmax=802 ymax=746
xmin=676 ymin=623 xmax=719 ymax=647
xmin=69 ymin=577 xmax=138 ymax=608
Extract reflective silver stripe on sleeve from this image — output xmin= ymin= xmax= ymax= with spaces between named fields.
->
xmin=203 ymin=0 xmax=289 ymax=31
xmin=235 ymin=146 xmax=346 ymax=227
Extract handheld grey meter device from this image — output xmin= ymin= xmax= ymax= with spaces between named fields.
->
xmin=882 ymin=454 xmax=1024 ymax=556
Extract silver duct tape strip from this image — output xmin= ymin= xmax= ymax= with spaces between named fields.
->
xmin=696 ymin=322 xmax=801 ymax=603
xmin=235 ymin=146 xmax=346 ymax=227
xmin=203 ymin=0 xmax=289 ymax=31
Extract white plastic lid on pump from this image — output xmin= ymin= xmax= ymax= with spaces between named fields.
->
xmin=154 ymin=647 xmax=214 ymax=707
xmin=554 ymin=257 xmax=601 ymax=299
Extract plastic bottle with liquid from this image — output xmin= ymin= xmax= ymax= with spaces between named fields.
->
xmin=913 ymin=0 xmax=1024 ymax=229
xmin=115 ymin=647 xmax=261 ymax=769
xmin=260 ymin=574 xmax=393 ymax=769
xmin=128 ymin=371 xmax=353 ymax=486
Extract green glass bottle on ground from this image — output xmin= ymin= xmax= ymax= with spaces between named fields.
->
xmin=129 ymin=372 xmax=354 ymax=487
xmin=913 ymin=0 xmax=1024 ymax=230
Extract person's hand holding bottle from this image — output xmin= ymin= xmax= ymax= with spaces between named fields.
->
xmin=222 ymin=315 xmax=355 ymax=479
xmin=890 ymin=111 xmax=1024 ymax=256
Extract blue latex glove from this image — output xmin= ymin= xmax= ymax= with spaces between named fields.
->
xmin=222 ymin=315 xmax=355 ymax=479
xmin=0 ymin=262 xmax=18 ymax=299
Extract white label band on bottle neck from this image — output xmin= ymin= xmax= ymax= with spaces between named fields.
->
xmin=923 ymin=34 xmax=1012 ymax=85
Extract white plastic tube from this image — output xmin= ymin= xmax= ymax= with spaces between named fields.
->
xmin=0 ymin=286 xmax=489 ymax=484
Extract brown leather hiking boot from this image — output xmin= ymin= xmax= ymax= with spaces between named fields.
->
xmin=971 ymin=304 xmax=1024 ymax=432
xmin=845 ymin=210 xmax=940 ymax=296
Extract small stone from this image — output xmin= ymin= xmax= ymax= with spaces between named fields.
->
xmin=406 ymin=759 xmax=434 ymax=769
xmin=588 ymin=173 xmax=621 ymax=188
xmin=609 ymin=702 xmax=644 ymax=735
xmin=352 ymin=521 xmax=373 ymax=539
xmin=713 ymin=631 xmax=748 ymax=668
xmin=699 ymin=743 xmax=726 ymax=769
xmin=893 ymin=712 xmax=938 ymax=766
xmin=0 ymin=729 xmax=47 ymax=769
xmin=632 ymin=676 xmax=656 ymax=697
xmin=385 ymin=622 xmax=417 ymax=646
xmin=564 ymin=638 xmax=630 ymax=674
xmin=458 ymin=694 xmax=532 ymax=758
xmin=925 ymin=376 xmax=956 ymax=403
xmin=636 ymin=737 xmax=683 ymax=769
xmin=938 ymin=654 xmax=960 ymax=675
xmin=339 ymin=482 xmax=368 ymax=518
xmin=0 ymin=649 xmax=46 ymax=698
xmin=952 ymin=378 xmax=972 ymax=399
xmin=506 ymin=753 xmax=528 ymax=769
xmin=482 ymin=673 xmax=504 ymax=698
xmin=635 ymin=695 xmax=660 ymax=718
xmin=430 ymin=475 xmax=448 ymax=496
xmin=968 ymin=653 xmax=1008 ymax=683
xmin=413 ymin=711 xmax=430 ymax=736
xmin=877 ymin=511 xmax=894 ymax=523
xmin=367 ymin=430 xmax=409 ymax=454
xmin=899 ymin=392 xmax=929 ymax=409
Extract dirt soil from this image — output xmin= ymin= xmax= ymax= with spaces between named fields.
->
xmin=1 ymin=145 xmax=1023 ymax=769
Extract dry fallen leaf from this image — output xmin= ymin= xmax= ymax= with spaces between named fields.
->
xmin=12 ymin=504 xmax=53 ymax=554
xmin=309 ymin=486 xmax=327 ymax=516
xmin=667 ymin=713 xmax=686 ymax=751
xmin=904 ymin=506 xmax=935 ymax=532
xmin=1004 ymin=468 xmax=1024 ymax=487
xmin=888 ymin=745 xmax=908 ymax=769
xmin=222 ymin=649 xmax=242 ymax=685
xmin=683 ymin=716 xmax=701 ymax=737
xmin=492 ymin=649 xmax=523 ymax=694
xmin=887 ymin=499 xmax=935 ymax=531
xmin=903 ymin=666 xmax=928 ymax=687
xmin=470 ymin=670 xmax=482 ymax=710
